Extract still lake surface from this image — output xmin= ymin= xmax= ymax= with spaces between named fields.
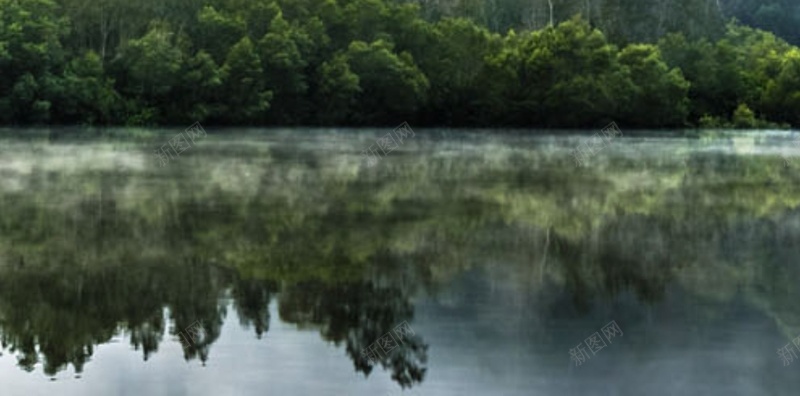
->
xmin=0 ymin=127 xmax=799 ymax=396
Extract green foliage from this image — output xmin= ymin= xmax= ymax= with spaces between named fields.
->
xmin=314 ymin=54 xmax=360 ymax=125
xmin=0 ymin=0 xmax=66 ymax=123
xmin=258 ymin=12 xmax=311 ymax=123
xmin=732 ymin=103 xmax=757 ymax=128
xmin=763 ymin=48 xmax=800 ymax=126
xmin=0 ymin=0 xmax=800 ymax=127
xmin=659 ymin=24 xmax=797 ymax=128
xmin=480 ymin=17 xmax=629 ymax=126
xmin=50 ymin=51 xmax=123 ymax=124
xmin=417 ymin=18 xmax=501 ymax=125
xmin=724 ymin=0 xmax=800 ymax=45
xmin=617 ymin=44 xmax=689 ymax=127
xmin=698 ymin=103 xmax=783 ymax=129
xmin=195 ymin=6 xmax=247 ymax=63
xmin=220 ymin=37 xmax=272 ymax=124
xmin=115 ymin=23 xmax=184 ymax=124
xmin=340 ymin=40 xmax=429 ymax=124
xmin=180 ymin=50 xmax=224 ymax=122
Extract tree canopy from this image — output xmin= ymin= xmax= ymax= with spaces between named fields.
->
xmin=0 ymin=0 xmax=799 ymax=128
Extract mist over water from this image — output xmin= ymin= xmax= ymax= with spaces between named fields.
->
xmin=0 ymin=128 xmax=799 ymax=395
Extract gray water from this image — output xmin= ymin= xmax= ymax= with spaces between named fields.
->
xmin=0 ymin=128 xmax=799 ymax=396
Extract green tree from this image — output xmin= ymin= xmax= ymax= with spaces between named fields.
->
xmin=482 ymin=17 xmax=628 ymax=127
xmin=763 ymin=48 xmax=800 ymax=126
xmin=313 ymin=53 xmax=360 ymax=125
xmin=258 ymin=12 xmax=310 ymax=124
xmin=49 ymin=51 xmax=122 ymax=124
xmin=417 ymin=18 xmax=501 ymax=126
xmin=617 ymin=44 xmax=689 ymax=127
xmin=180 ymin=50 xmax=224 ymax=122
xmin=115 ymin=22 xmax=184 ymax=124
xmin=341 ymin=40 xmax=429 ymax=125
xmin=195 ymin=6 xmax=246 ymax=64
xmin=0 ymin=0 xmax=67 ymax=123
xmin=220 ymin=36 xmax=272 ymax=124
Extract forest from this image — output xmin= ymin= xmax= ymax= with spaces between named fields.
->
xmin=1 ymin=0 xmax=799 ymax=127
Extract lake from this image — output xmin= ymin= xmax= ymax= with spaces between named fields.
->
xmin=0 ymin=127 xmax=799 ymax=396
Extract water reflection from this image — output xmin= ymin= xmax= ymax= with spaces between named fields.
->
xmin=0 ymin=130 xmax=799 ymax=394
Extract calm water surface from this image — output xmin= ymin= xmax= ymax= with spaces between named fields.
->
xmin=0 ymin=128 xmax=799 ymax=396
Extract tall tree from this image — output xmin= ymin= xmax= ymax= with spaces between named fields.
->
xmin=220 ymin=36 xmax=272 ymax=124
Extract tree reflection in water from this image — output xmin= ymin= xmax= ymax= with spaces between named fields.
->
xmin=2 ymin=132 xmax=800 ymax=390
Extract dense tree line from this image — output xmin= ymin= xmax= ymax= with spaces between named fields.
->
xmin=409 ymin=0 xmax=800 ymax=45
xmin=0 ymin=0 xmax=799 ymax=127
xmin=716 ymin=0 xmax=800 ymax=45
